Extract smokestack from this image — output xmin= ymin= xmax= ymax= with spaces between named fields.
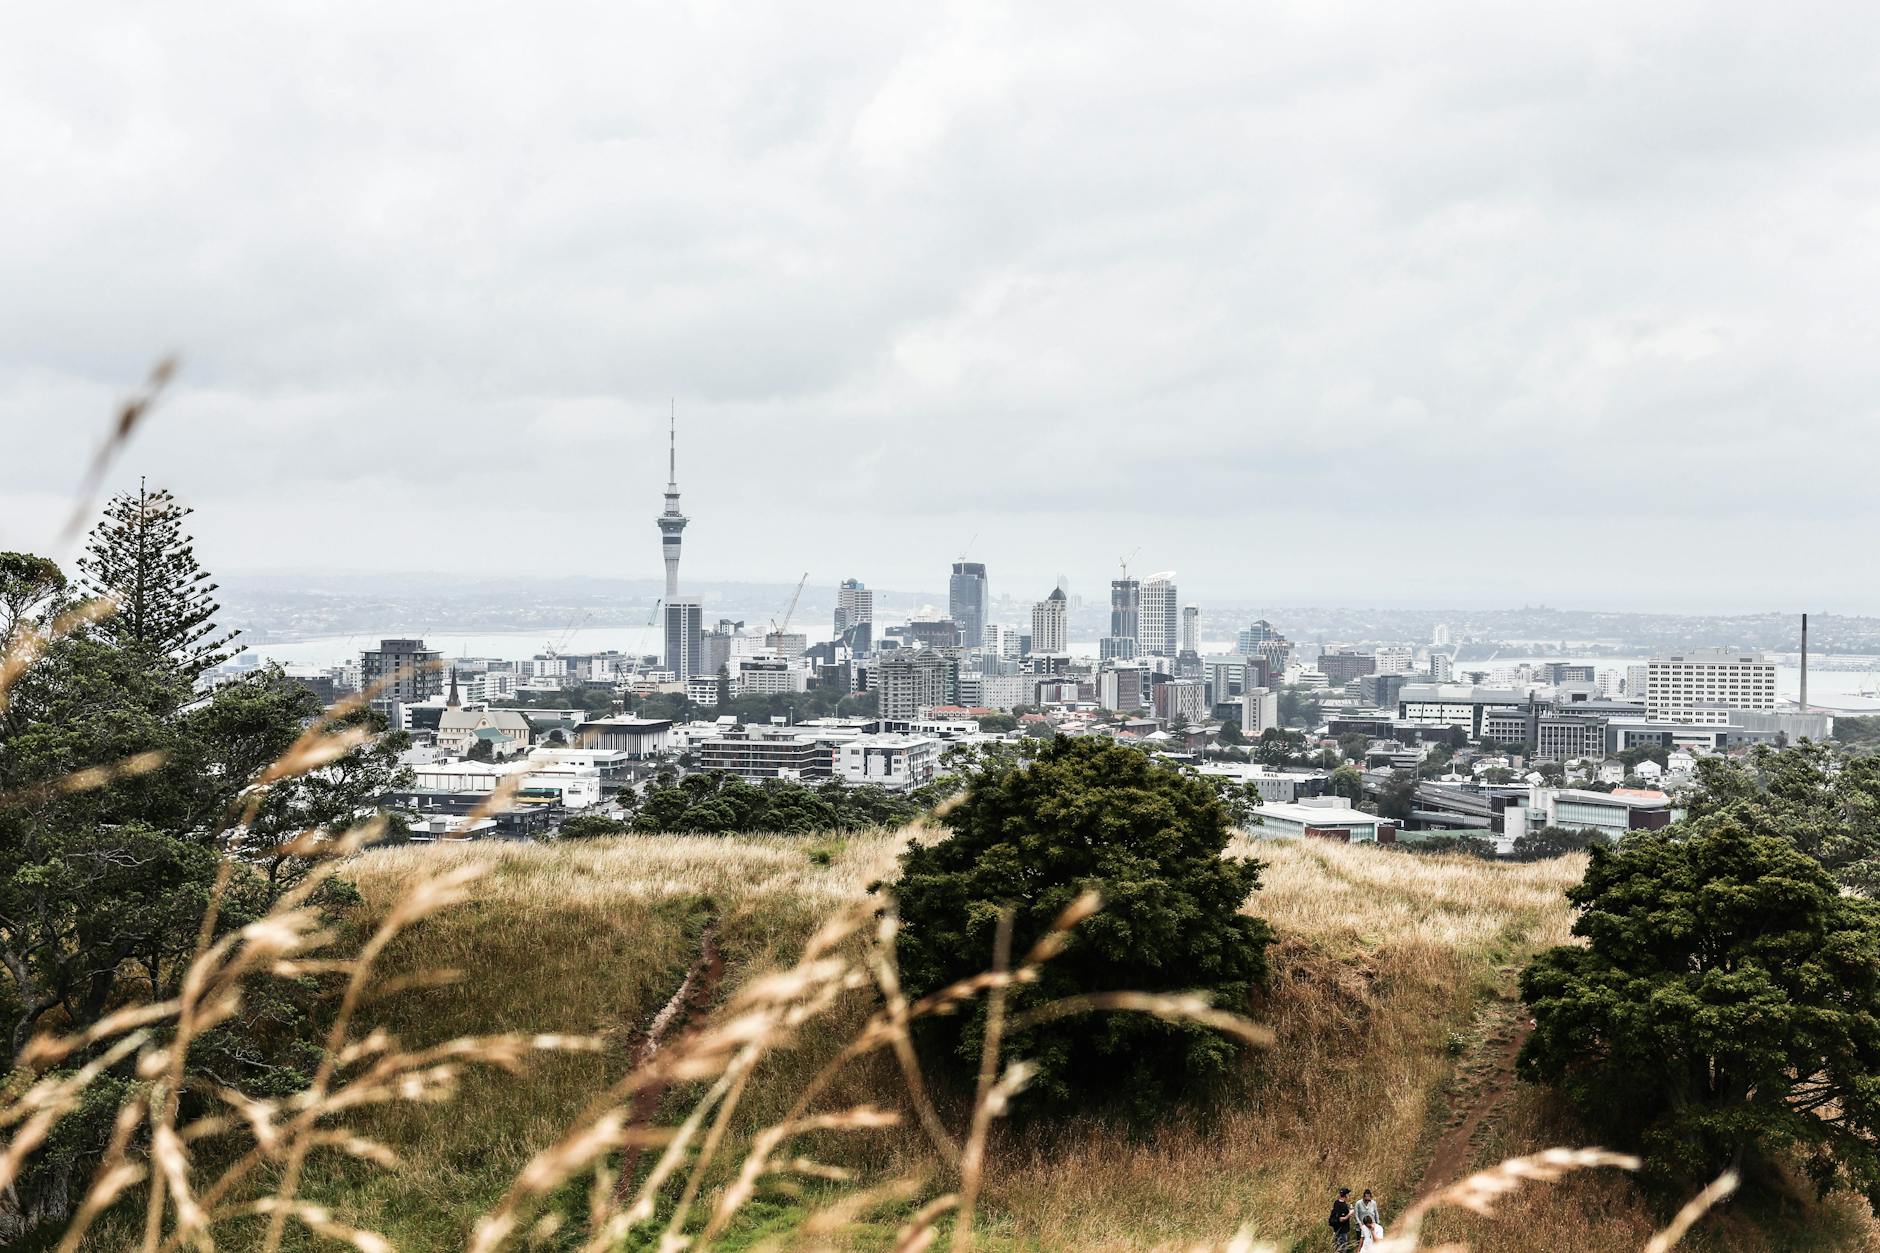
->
xmin=1801 ymin=612 xmax=1809 ymax=713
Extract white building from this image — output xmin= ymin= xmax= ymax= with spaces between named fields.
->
xmin=1428 ymin=653 xmax=1454 ymax=682
xmin=734 ymin=655 xmax=809 ymax=696
xmin=1031 ymin=588 xmax=1069 ymax=654
xmin=1373 ymin=646 xmax=1415 ymax=676
xmin=1431 ymin=624 xmax=1452 ymax=646
xmin=1626 ymin=664 xmax=1650 ymax=699
xmin=837 ymin=735 xmax=940 ymax=789
xmin=1284 ymin=665 xmax=1330 ymax=690
xmin=1139 ymin=573 xmax=1180 ymax=657
xmin=1249 ymin=798 xmax=1384 ymax=842
xmin=1180 ymin=605 xmax=1201 ymax=654
xmin=958 ymin=673 xmax=1029 ymax=712
xmin=1240 ymin=686 xmax=1279 ymax=736
xmin=1645 ymin=652 xmax=1776 ymax=725
xmin=685 ymin=674 xmax=720 ymax=706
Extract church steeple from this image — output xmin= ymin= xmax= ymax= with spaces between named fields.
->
xmin=447 ymin=666 xmax=460 ymax=708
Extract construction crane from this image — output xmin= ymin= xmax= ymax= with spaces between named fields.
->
xmin=546 ymin=609 xmax=592 ymax=658
xmin=958 ymin=532 xmax=978 ymax=563
xmin=1119 ymin=547 xmax=1141 ymax=580
xmin=771 ymin=572 xmax=809 ymax=636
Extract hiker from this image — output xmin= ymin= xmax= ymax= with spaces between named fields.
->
xmin=1354 ymin=1189 xmax=1384 ymax=1249
xmin=1327 ymin=1187 xmax=1353 ymax=1251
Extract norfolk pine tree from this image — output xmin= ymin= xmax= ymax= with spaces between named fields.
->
xmin=75 ymin=481 xmax=240 ymax=683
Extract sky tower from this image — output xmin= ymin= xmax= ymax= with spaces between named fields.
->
xmin=657 ymin=405 xmax=688 ymax=600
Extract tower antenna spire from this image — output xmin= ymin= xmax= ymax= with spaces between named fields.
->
xmin=668 ymin=398 xmax=677 ymax=488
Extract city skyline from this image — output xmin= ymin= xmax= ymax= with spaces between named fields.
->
xmin=6 ymin=7 xmax=1880 ymax=611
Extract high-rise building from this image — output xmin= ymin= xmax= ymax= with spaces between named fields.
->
xmin=664 ymin=601 xmax=704 ymax=681
xmin=1139 ymin=573 xmax=1179 ymax=656
xmin=948 ymin=562 xmax=989 ymax=648
xmin=1236 ymin=620 xmax=1281 ymax=652
xmin=1031 ymin=587 xmax=1068 ymax=654
xmin=876 ymin=650 xmax=953 ymax=720
xmin=1098 ymin=663 xmax=1146 ymax=712
xmin=1431 ymin=623 xmax=1453 ymax=647
xmin=1240 ymin=687 xmax=1279 ymax=736
xmin=1645 ymin=652 xmax=1776 ymax=725
xmin=1626 ymin=664 xmax=1649 ymax=699
xmin=1180 ymin=604 xmax=1201 ymax=655
xmin=1428 ymin=652 xmax=1454 ymax=682
xmin=361 ymin=638 xmax=442 ymax=720
xmin=835 ymin=579 xmax=873 ymax=635
xmin=1109 ymin=576 xmax=1140 ymax=651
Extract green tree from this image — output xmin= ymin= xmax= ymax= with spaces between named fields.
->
xmin=1508 ymin=825 xmax=1610 ymax=862
xmin=1216 ymin=718 xmax=1244 ymax=746
xmin=1376 ymin=770 xmax=1418 ymax=821
xmin=1329 ymin=764 xmax=1365 ymax=804
xmin=1684 ymin=742 xmax=1880 ymax=892
xmin=891 ymin=738 xmax=1274 ymax=1112
xmin=1337 ymin=732 xmax=1369 ymax=762
xmin=0 ymin=551 xmax=66 ymax=641
xmin=1278 ymin=687 xmax=1321 ymax=729
xmin=1520 ymin=818 xmax=1880 ymax=1202
xmin=466 ymin=736 xmax=496 ymax=762
xmin=1255 ymin=727 xmax=1301 ymax=767
xmin=976 ymin=712 xmax=1019 ymax=733
xmin=558 ymin=813 xmax=631 ymax=839
xmin=75 ymin=483 xmax=240 ymax=682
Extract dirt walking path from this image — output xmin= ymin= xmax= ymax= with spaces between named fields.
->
xmin=614 ymin=920 xmax=725 ymax=1195
xmin=1414 ymin=985 xmax=1531 ymax=1197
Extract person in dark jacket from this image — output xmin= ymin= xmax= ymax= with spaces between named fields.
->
xmin=1328 ymin=1187 xmax=1353 ymax=1251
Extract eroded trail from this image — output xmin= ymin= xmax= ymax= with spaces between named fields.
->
xmin=614 ymin=919 xmax=725 ymax=1195
xmin=1415 ymin=978 xmax=1531 ymax=1197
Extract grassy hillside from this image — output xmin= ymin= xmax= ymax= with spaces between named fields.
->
xmin=215 ymin=832 xmax=1879 ymax=1250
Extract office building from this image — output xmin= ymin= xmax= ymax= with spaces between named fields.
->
xmin=833 ymin=578 xmax=874 ymax=653
xmin=1180 ymin=604 xmax=1201 ymax=655
xmin=1533 ymin=715 xmax=1607 ymax=763
xmin=1099 ymin=635 xmax=1138 ymax=661
xmin=1541 ymin=662 xmax=1596 ymax=685
xmin=1318 ymin=651 xmax=1377 ymax=686
xmin=876 ymin=650 xmax=953 ymax=720
xmin=1396 ymin=684 xmax=1529 ymax=739
xmin=1156 ymin=677 xmax=1208 ymax=725
xmin=1358 ymin=673 xmax=1411 ymax=710
xmin=1240 ymin=686 xmax=1279 ymax=736
xmin=1099 ymin=664 xmax=1146 ymax=712
xmin=1374 ymin=646 xmax=1415 ymax=676
xmin=1236 ymin=620 xmax=1282 ymax=652
xmin=361 ymin=638 xmax=442 ymax=720
xmin=1110 ymin=576 xmax=1141 ymax=647
xmin=1139 ymin=573 xmax=1179 ymax=656
xmin=1031 ymin=587 xmax=1069 ymax=654
xmin=1428 ymin=652 xmax=1454 ymax=682
xmin=1645 ymin=652 xmax=1777 ymax=725
xmin=907 ymin=619 xmax=962 ymax=650
xmin=948 ymin=561 xmax=989 ymax=648
xmin=1626 ymin=664 xmax=1649 ymax=699
xmin=663 ymin=601 xmax=704 ymax=681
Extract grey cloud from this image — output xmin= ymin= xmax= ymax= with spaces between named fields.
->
xmin=3 ymin=1 xmax=1879 ymax=612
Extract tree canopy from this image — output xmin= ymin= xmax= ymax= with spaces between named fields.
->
xmin=1520 ymin=818 xmax=1880 ymax=1203
xmin=891 ymin=737 xmax=1273 ymax=1113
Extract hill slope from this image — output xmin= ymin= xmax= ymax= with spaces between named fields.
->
xmin=283 ymin=832 xmax=1876 ymax=1251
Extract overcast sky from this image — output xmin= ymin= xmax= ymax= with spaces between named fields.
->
xmin=4 ymin=3 xmax=1878 ymax=613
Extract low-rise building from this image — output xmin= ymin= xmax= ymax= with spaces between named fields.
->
xmin=1249 ymin=798 xmax=1388 ymax=843
xmin=836 ymin=735 xmax=940 ymax=789
xmin=695 ymin=727 xmax=835 ymax=780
